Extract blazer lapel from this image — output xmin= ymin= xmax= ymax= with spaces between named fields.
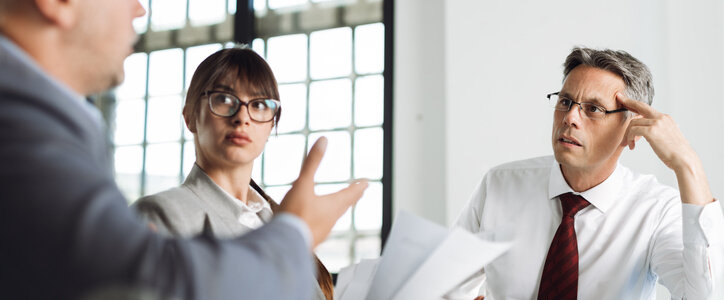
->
xmin=182 ymin=165 xmax=255 ymax=236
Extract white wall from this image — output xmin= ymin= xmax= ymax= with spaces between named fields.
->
xmin=393 ymin=0 xmax=447 ymax=224
xmin=395 ymin=0 xmax=724 ymax=226
xmin=395 ymin=0 xmax=724 ymax=298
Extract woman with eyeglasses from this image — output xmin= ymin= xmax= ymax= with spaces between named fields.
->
xmin=133 ymin=46 xmax=333 ymax=300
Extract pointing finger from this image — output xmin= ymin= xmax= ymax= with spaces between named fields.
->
xmin=616 ymin=92 xmax=658 ymax=118
xmin=297 ymin=137 xmax=327 ymax=185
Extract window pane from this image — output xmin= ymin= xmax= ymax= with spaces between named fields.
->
xmin=145 ymin=143 xmax=181 ymax=195
xmin=277 ymin=84 xmax=307 ymax=133
xmin=252 ymin=38 xmax=265 ymax=58
xmin=267 ymin=34 xmax=307 ymax=83
xmin=252 ymin=155 xmax=262 ymax=184
xmin=133 ymin=0 xmax=150 ymax=34
xmin=354 ymin=75 xmax=384 ymax=126
xmin=150 ymin=0 xmax=187 ymax=31
xmin=310 ymin=27 xmax=351 ymax=79
xmin=189 ymin=0 xmax=226 ymax=26
xmin=229 ymin=0 xmax=237 ymax=14
xmin=315 ymin=238 xmax=351 ymax=273
xmin=268 ymin=0 xmax=306 ymax=10
xmin=185 ymin=44 xmax=223 ymax=90
xmin=264 ymin=185 xmax=291 ymax=203
xmin=354 ymin=181 xmax=382 ymax=231
xmin=149 ymin=48 xmax=184 ymax=96
xmin=354 ymin=236 xmax=381 ymax=263
xmin=116 ymin=53 xmax=147 ymax=100
xmin=354 ymin=127 xmax=382 ymax=179
xmin=316 ymin=183 xmax=352 ymax=231
xmin=252 ymin=0 xmax=265 ymax=13
xmin=146 ymin=95 xmax=183 ymax=143
xmin=263 ymin=134 xmax=305 ymax=185
xmin=113 ymin=98 xmax=145 ymax=145
xmin=115 ymin=145 xmax=143 ymax=201
xmin=308 ymin=131 xmax=350 ymax=182
xmin=182 ymin=140 xmax=195 ymax=179
xmin=309 ymin=79 xmax=351 ymax=130
xmin=355 ymin=23 xmax=384 ymax=74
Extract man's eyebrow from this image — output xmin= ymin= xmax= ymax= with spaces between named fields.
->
xmin=560 ymin=91 xmax=606 ymax=105
xmin=582 ymin=96 xmax=606 ymax=106
xmin=559 ymin=91 xmax=574 ymax=99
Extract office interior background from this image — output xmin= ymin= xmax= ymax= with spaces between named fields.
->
xmin=102 ymin=0 xmax=724 ymax=298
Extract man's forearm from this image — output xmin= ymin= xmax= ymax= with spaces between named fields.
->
xmin=673 ymin=154 xmax=714 ymax=206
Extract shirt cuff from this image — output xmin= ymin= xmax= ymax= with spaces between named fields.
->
xmin=682 ymin=200 xmax=724 ymax=246
xmin=275 ymin=212 xmax=313 ymax=249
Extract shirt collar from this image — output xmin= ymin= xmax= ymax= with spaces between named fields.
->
xmin=185 ymin=164 xmax=273 ymax=221
xmin=547 ymin=158 xmax=623 ymax=214
xmin=222 ymin=182 xmax=271 ymax=215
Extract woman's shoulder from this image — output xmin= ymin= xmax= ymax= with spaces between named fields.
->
xmin=136 ymin=186 xmax=209 ymax=214
xmin=135 ymin=186 xmax=194 ymax=206
xmin=132 ymin=186 xmax=206 ymax=234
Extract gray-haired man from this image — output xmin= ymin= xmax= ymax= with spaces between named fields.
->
xmin=453 ymin=47 xmax=723 ymax=299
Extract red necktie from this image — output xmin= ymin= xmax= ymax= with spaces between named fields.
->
xmin=537 ymin=193 xmax=590 ymax=300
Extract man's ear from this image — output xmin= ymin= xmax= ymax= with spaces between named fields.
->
xmin=34 ymin=0 xmax=79 ymax=28
xmin=183 ymin=106 xmax=197 ymax=133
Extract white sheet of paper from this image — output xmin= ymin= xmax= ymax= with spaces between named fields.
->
xmin=335 ymin=263 xmax=357 ymax=299
xmin=391 ymin=227 xmax=512 ymax=299
xmin=336 ymin=259 xmax=380 ymax=300
xmin=364 ymin=211 xmax=448 ymax=300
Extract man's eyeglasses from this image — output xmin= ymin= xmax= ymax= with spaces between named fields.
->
xmin=204 ymin=91 xmax=280 ymax=122
xmin=546 ymin=92 xmax=627 ymax=120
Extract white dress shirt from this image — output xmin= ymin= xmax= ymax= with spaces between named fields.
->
xmin=220 ymin=182 xmax=274 ymax=229
xmin=453 ymin=156 xmax=724 ymax=300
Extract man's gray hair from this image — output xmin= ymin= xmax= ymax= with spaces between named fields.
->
xmin=563 ymin=47 xmax=654 ymax=106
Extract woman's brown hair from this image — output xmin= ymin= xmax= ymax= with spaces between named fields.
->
xmin=188 ymin=46 xmax=333 ymax=299
xmin=184 ymin=46 xmax=281 ymax=130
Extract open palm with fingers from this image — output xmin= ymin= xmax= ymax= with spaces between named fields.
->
xmin=280 ymin=137 xmax=369 ymax=247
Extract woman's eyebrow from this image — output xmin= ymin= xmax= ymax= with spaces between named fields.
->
xmin=210 ymin=84 xmax=271 ymax=99
xmin=211 ymin=84 xmax=234 ymax=92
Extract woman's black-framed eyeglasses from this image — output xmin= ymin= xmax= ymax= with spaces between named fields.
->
xmin=204 ymin=90 xmax=280 ymax=122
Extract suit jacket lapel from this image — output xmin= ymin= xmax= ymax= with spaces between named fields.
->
xmin=182 ymin=165 xmax=255 ymax=236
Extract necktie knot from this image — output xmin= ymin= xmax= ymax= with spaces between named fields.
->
xmin=559 ymin=193 xmax=590 ymax=218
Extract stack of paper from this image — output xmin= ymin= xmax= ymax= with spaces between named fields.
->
xmin=335 ymin=211 xmax=511 ymax=300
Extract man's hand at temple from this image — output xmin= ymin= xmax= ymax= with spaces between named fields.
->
xmin=617 ymin=92 xmax=714 ymax=206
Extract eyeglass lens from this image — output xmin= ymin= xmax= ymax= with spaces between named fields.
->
xmin=208 ymin=92 xmax=278 ymax=122
xmin=548 ymin=94 xmax=607 ymax=119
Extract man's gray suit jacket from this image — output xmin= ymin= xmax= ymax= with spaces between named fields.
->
xmin=0 ymin=35 xmax=315 ymax=299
